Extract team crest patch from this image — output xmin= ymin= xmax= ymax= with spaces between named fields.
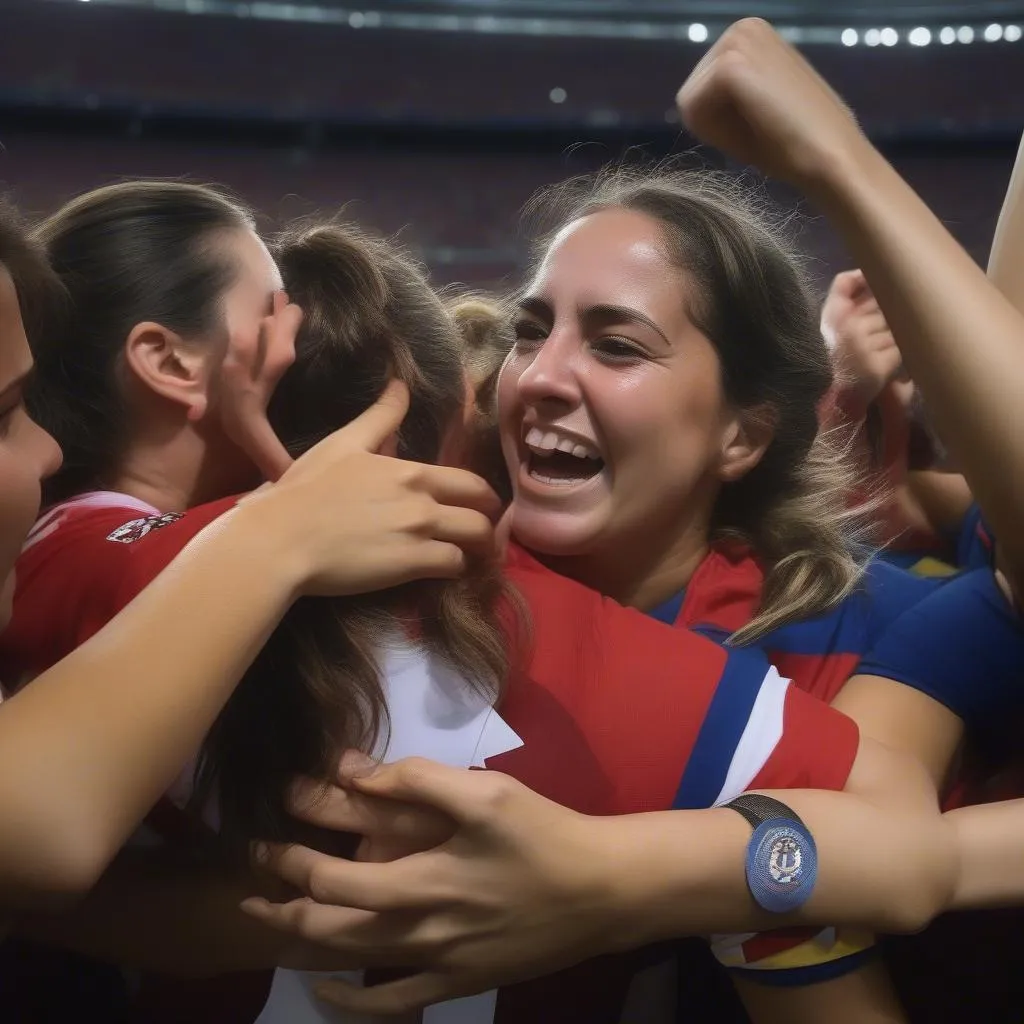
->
xmin=745 ymin=819 xmax=818 ymax=913
xmin=106 ymin=513 xmax=183 ymax=544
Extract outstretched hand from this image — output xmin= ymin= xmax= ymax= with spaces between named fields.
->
xmin=243 ymin=755 xmax=627 ymax=1013
xmin=240 ymin=381 xmax=502 ymax=599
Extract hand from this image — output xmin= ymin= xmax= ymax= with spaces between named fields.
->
xmin=241 ymin=756 xmax=627 ymax=1013
xmin=239 ymin=381 xmax=502 ymax=598
xmin=676 ymin=18 xmax=865 ymax=189
xmin=822 ymin=269 xmax=903 ymax=407
xmin=286 ymin=766 xmax=456 ymax=864
xmin=219 ymin=290 xmax=302 ymax=482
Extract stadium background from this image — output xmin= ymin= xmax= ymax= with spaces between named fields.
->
xmin=2 ymin=0 xmax=1023 ymax=296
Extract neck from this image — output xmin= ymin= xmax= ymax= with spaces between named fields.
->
xmin=538 ymin=514 xmax=712 ymax=612
xmin=108 ymin=431 xmax=254 ymax=514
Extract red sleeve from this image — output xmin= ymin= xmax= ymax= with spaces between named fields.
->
xmin=2 ymin=503 xmax=148 ymax=681
xmin=0 ymin=497 xmax=241 ymax=684
xmin=749 ymin=684 xmax=859 ymax=794
xmin=112 ymin=497 xmax=240 ymax=609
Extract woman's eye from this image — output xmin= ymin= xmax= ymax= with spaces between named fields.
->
xmin=594 ymin=337 xmax=645 ymax=361
xmin=513 ymin=320 xmax=547 ymax=344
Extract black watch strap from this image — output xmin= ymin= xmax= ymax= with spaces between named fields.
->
xmin=724 ymin=793 xmax=805 ymax=830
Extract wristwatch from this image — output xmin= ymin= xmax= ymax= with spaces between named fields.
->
xmin=723 ymin=793 xmax=818 ymax=914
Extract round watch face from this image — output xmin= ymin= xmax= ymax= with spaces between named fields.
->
xmin=745 ymin=818 xmax=818 ymax=913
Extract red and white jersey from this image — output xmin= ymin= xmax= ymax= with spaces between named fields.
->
xmin=0 ymin=492 xmax=861 ymax=1023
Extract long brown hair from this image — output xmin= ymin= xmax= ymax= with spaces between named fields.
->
xmin=524 ymin=164 xmax=871 ymax=643
xmin=193 ymin=223 xmax=514 ymax=846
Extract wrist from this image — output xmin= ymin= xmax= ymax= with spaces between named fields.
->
xmin=798 ymin=132 xmax=888 ymax=216
xmin=220 ymin=491 xmax=308 ymax=605
xmin=584 ymin=808 xmax=756 ymax=952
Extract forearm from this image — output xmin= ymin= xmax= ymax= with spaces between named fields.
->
xmin=16 ymin=850 xmax=293 ymax=977
xmin=603 ymin=788 xmax=954 ymax=952
xmin=945 ymin=798 xmax=1024 ymax=911
xmin=988 ymin=132 xmax=1024 ymax=306
xmin=804 ymin=143 xmax=1024 ymax=588
xmin=0 ymin=503 xmax=300 ymax=901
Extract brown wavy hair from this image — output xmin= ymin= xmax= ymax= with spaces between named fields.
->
xmin=193 ymin=223 xmax=515 ymax=845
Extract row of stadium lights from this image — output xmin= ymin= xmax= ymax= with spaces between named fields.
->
xmin=66 ymin=2 xmax=1024 ymax=48
xmin=842 ymin=24 xmax=1023 ymax=47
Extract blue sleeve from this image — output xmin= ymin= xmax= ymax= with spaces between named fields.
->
xmin=858 ymin=568 xmax=1024 ymax=729
xmin=955 ymin=503 xmax=995 ymax=570
xmin=861 ymin=558 xmax=943 ymax=647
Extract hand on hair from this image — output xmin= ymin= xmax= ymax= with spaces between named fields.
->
xmin=219 ymin=289 xmax=302 ymax=482
xmin=242 ymin=755 xmax=623 ymax=1013
xmin=240 ymin=380 xmax=502 ymax=598
xmin=676 ymin=18 xmax=864 ymax=189
xmin=823 ymin=270 xmax=903 ymax=408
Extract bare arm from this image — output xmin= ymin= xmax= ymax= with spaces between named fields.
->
xmin=0 ymin=505 xmax=294 ymax=904
xmin=676 ymin=19 xmax=1024 ymax=597
xmin=0 ymin=384 xmax=499 ymax=904
xmin=14 ymin=850 xmax=297 ymax=977
xmin=239 ymin=737 xmax=958 ymax=1015
xmin=988 ymin=131 xmax=1024 ymax=307
xmin=946 ymin=799 xmax=1024 ymax=911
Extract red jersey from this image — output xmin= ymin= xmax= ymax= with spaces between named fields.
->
xmin=1 ymin=493 xmax=862 ymax=1023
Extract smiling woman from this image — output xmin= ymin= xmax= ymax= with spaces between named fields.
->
xmin=500 ymin=165 xmax=863 ymax=636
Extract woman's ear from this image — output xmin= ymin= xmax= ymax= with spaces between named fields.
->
xmin=124 ymin=321 xmax=210 ymax=422
xmin=717 ymin=403 xmax=778 ymax=483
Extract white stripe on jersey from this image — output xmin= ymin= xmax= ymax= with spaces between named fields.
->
xmin=23 ymin=491 xmax=159 ymax=552
xmin=713 ymin=665 xmax=789 ymax=806
xmin=256 ymin=642 xmax=521 ymax=1024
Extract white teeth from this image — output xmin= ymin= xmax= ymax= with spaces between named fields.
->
xmin=524 ymin=426 xmax=601 ymax=461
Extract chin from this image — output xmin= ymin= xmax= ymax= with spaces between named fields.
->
xmin=509 ymin=504 xmax=603 ymax=558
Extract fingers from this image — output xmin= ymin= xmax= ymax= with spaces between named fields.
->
xmin=262 ymin=294 xmax=302 ymax=382
xmin=241 ymin=417 xmax=295 ymax=483
xmin=316 ymin=971 xmax=455 ymax=1016
xmin=413 ymin=464 xmax=502 ymax=520
xmin=341 ymin=380 xmax=411 ymax=452
xmin=339 ymin=758 xmax=519 ymax=827
xmin=429 ymin=505 xmax=495 ymax=556
xmin=253 ymin=841 xmax=442 ymax=912
xmin=831 ymin=269 xmax=869 ymax=300
xmin=241 ymin=894 xmax=380 ymax=952
xmin=286 ymin=779 xmax=455 ymax=850
xmin=494 ymin=505 xmax=514 ymax=561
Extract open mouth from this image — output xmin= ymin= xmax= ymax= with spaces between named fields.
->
xmin=524 ymin=427 xmax=605 ymax=487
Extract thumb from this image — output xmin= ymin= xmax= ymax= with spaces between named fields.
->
xmin=340 ymin=755 xmax=507 ymax=824
xmin=830 ymin=269 xmax=868 ymax=301
xmin=494 ymin=505 xmax=514 ymax=561
xmin=344 ymin=379 xmax=410 ymax=452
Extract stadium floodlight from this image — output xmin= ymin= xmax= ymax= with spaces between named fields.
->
xmin=864 ymin=27 xmax=881 ymax=46
xmin=957 ymin=26 xmax=975 ymax=43
xmin=348 ymin=11 xmax=365 ymax=28
xmin=841 ymin=28 xmax=858 ymax=47
xmin=549 ymin=87 xmax=567 ymax=104
xmin=688 ymin=23 xmax=708 ymax=43
xmin=1006 ymin=25 xmax=1023 ymax=42
xmin=880 ymin=27 xmax=898 ymax=46
xmin=939 ymin=27 xmax=956 ymax=44
xmin=908 ymin=27 xmax=931 ymax=46
xmin=984 ymin=24 xmax=1004 ymax=42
